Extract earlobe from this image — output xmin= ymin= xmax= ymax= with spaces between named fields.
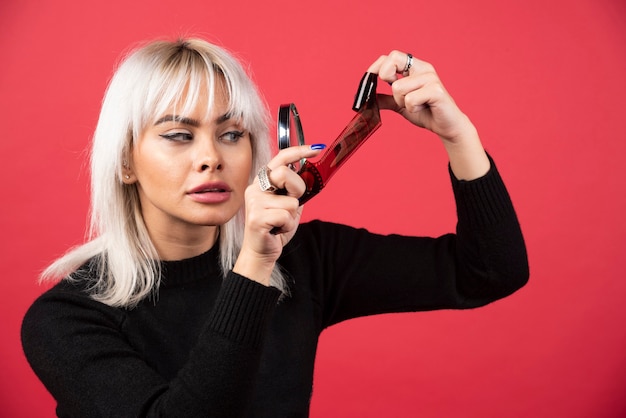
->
xmin=121 ymin=170 xmax=137 ymax=184
xmin=122 ymin=160 xmax=137 ymax=184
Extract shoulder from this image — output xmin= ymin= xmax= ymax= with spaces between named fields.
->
xmin=20 ymin=273 xmax=130 ymax=397
xmin=26 ymin=256 xmax=106 ymax=314
xmin=22 ymin=272 xmax=126 ymax=350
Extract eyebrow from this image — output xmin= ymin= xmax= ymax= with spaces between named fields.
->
xmin=154 ymin=113 xmax=233 ymax=126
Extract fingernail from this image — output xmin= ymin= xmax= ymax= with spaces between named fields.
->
xmin=310 ymin=143 xmax=326 ymax=150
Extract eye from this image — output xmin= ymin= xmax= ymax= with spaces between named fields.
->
xmin=159 ymin=132 xmax=193 ymax=142
xmin=220 ymin=130 xmax=246 ymax=143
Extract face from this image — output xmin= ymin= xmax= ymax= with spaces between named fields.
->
xmin=126 ymin=80 xmax=253 ymax=244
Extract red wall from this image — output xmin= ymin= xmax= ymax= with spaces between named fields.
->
xmin=2 ymin=0 xmax=625 ymax=416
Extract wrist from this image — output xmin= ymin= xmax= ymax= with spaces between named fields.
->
xmin=438 ymin=114 xmax=478 ymax=145
xmin=233 ymin=248 xmax=276 ymax=286
xmin=441 ymin=124 xmax=490 ymax=181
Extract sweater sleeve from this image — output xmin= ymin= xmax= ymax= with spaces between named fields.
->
xmin=293 ymin=156 xmax=529 ymax=328
xmin=21 ymin=272 xmax=281 ymax=418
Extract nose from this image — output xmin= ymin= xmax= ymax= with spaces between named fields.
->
xmin=194 ymin=137 xmax=223 ymax=172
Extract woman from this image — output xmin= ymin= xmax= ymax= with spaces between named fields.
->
xmin=21 ymin=38 xmax=528 ymax=417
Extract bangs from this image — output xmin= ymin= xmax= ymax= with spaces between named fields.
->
xmin=130 ymin=41 xmax=264 ymax=138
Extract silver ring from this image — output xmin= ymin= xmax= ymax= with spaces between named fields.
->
xmin=403 ymin=53 xmax=413 ymax=73
xmin=258 ymin=166 xmax=278 ymax=192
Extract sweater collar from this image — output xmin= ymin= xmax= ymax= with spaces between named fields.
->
xmin=159 ymin=244 xmax=222 ymax=287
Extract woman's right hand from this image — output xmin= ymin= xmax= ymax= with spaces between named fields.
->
xmin=233 ymin=144 xmax=324 ymax=286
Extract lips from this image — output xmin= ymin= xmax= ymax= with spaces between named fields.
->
xmin=187 ymin=182 xmax=232 ymax=204
xmin=188 ymin=182 xmax=231 ymax=194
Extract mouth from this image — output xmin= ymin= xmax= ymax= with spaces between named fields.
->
xmin=193 ymin=187 xmax=227 ymax=193
xmin=188 ymin=182 xmax=232 ymax=195
xmin=187 ymin=182 xmax=233 ymax=204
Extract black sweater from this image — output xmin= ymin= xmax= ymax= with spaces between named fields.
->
xmin=21 ymin=160 xmax=529 ymax=417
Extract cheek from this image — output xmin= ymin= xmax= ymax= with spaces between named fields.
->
xmin=231 ymin=145 xmax=254 ymax=189
xmin=133 ymin=145 xmax=185 ymax=188
xmin=234 ymin=159 xmax=253 ymax=192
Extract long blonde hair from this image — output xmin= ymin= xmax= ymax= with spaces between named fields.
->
xmin=41 ymin=38 xmax=286 ymax=307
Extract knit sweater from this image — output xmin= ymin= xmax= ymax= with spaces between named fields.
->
xmin=21 ymin=160 xmax=529 ymax=417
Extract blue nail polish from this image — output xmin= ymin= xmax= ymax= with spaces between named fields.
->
xmin=310 ymin=143 xmax=326 ymax=150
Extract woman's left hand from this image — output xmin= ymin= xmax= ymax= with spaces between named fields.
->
xmin=368 ymin=50 xmax=474 ymax=144
xmin=368 ymin=50 xmax=490 ymax=180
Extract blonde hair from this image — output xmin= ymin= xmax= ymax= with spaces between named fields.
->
xmin=41 ymin=38 xmax=286 ymax=307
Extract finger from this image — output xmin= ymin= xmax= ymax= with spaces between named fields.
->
xmin=389 ymin=71 xmax=442 ymax=109
xmin=403 ymin=82 xmax=449 ymax=114
xmin=265 ymin=165 xmax=307 ymax=198
xmin=376 ymin=74 xmax=436 ymax=113
xmin=268 ymin=144 xmax=325 ymax=171
xmin=259 ymin=144 xmax=325 ymax=198
xmin=275 ymin=209 xmax=301 ymax=235
xmin=367 ymin=53 xmax=402 ymax=84
xmin=260 ymin=203 xmax=301 ymax=235
xmin=246 ymin=184 xmax=300 ymax=219
xmin=367 ymin=51 xmax=421 ymax=84
xmin=366 ymin=55 xmax=387 ymax=74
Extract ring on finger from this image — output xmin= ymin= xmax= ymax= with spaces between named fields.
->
xmin=402 ymin=53 xmax=413 ymax=74
xmin=258 ymin=166 xmax=278 ymax=192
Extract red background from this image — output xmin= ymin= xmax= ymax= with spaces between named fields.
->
xmin=2 ymin=0 xmax=625 ymax=416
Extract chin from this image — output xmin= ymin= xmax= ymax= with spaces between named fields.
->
xmin=195 ymin=212 xmax=239 ymax=227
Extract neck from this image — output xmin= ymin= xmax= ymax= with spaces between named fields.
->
xmin=149 ymin=224 xmax=220 ymax=261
